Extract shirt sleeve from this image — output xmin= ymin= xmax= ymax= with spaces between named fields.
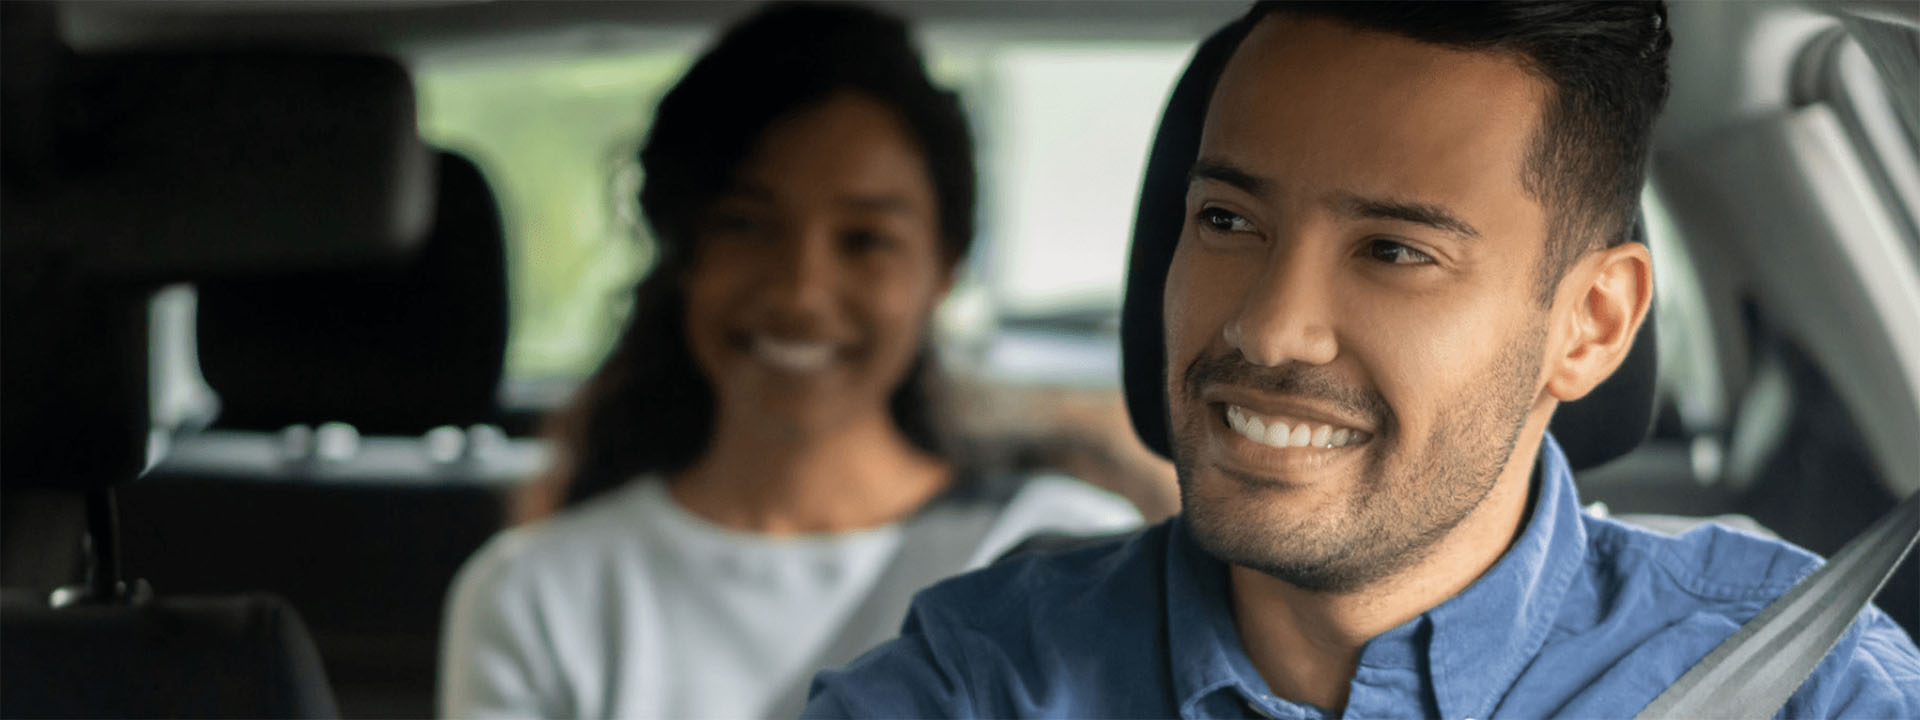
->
xmin=1783 ymin=607 xmax=1920 ymax=719
xmin=801 ymin=602 xmax=978 ymax=719
xmin=437 ymin=534 xmax=571 ymax=720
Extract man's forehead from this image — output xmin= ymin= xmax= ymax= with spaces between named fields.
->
xmin=1198 ymin=15 xmax=1548 ymax=217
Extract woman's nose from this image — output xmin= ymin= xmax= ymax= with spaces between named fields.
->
xmin=762 ymin=227 xmax=838 ymax=317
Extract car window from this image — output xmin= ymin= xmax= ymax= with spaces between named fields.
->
xmin=412 ymin=40 xmax=1192 ymax=404
xmin=416 ymin=50 xmax=692 ymax=405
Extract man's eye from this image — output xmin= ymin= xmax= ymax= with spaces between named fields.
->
xmin=1365 ymin=239 xmax=1436 ymax=266
xmin=1197 ymin=207 xmax=1255 ymax=234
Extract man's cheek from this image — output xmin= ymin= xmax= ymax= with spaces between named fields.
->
xmin=1165 ymin=257 xmax=1237 ymax=356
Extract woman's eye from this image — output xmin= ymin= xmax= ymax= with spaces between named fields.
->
xmin=706 ymin=212 xmax=763 ymax=239
xmin=844 ymin=230 xmax=895 ymax=253
xmin=1196 ymin=207 xmax=1256 ymax=235
xmin=1365 ymin=239 xmax=1436 ymax=266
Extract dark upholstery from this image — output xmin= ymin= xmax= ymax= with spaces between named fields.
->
xmin=117 ymin=479 xmax=507 ymax=718
xmin=1 ymin=43 xmax=450 ymax=720
xmin=0 ymin=591 xmax=338 ymax=719
xmin=1120 ymin=20 xmax=1658 ymax=471
xmin=4 ymin=52 xmax=432 ymax=277
xmin=138 ymin=150 xmax=515 ymax=716
xmin=196 ymin=151 xmax=509 ymax=435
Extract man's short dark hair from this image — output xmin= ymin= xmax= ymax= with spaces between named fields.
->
xmin=1248 ymin=1 xmax=1671 ymax=298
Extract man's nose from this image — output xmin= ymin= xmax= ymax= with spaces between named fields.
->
xmin=1222 ymin=244 xmax=1338 ymax=367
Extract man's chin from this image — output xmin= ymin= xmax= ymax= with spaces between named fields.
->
xmin=1178 ymin=467 xmax=1414 ymax=594
xmin=1183 ymin=508 xmax=1375 ymax=594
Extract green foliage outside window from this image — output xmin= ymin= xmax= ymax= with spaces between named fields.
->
xmin=417 ymin=52 xmax=691 ymax=384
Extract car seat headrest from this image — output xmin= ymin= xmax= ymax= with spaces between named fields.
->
xmin=4 ymin=51 xmax=433 ymax=277
xmin=1119 ymin=20 xmax=1658 ymax=472
xmin=2 ymin=49 xmax=435 ymax=492
xmin=195 ymin=151 xmax=510 ymax=436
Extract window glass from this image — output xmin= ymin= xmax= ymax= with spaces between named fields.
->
xmin=417 ymin=51 xmax=692 ymax=388
xmin=415 ymin=40 xmax=1193 ymax=396
xmin=976 ymin=44 xmax=1191 ymax=319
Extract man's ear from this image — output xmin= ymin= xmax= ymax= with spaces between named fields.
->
xmin=1545 ymin=242 xmax=1653 ymax=403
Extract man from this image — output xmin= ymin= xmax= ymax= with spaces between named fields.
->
xmin=804 ymin=2 xmax=1920 ymax=717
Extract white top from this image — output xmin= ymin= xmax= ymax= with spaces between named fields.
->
xmin=438 ymin=474 xmax=1140 ymax=719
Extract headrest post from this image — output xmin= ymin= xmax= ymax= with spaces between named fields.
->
xmin=83 ymin=488 xmax=123 ymax=603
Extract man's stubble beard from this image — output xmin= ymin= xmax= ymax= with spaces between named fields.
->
xmin=1174 ymin=317 xmax=1547 ymax=594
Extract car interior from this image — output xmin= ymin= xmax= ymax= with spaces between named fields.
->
xmin=3 ymin=1 xmax=1917 ymax=717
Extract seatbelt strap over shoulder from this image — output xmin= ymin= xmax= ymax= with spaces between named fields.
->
xmin=1634 ymin=488 xmax=1920 ymax=719
xmin=769 ymin=473 xmax=1017 ymax=719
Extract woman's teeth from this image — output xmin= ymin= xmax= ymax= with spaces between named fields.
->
xmin=751 ymin=337 xmax=835 ymax=371
xmin=1225 ymin=404 xmax=1367 ymax=449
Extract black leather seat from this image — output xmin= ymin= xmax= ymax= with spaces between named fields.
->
xmin=121 ymin=150 xmax=514 ymax=718
xmin=2 ymin=36 xmax=432 ymax=719
xmin=1 ymin=591 xmax=338 ymax=719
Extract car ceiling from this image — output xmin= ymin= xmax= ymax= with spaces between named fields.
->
xmin=57 ymin=1 xmax=1251 ymax=62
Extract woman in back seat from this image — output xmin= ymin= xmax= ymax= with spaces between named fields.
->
xmin=437 ymin=4 xmax=1140 ymax=718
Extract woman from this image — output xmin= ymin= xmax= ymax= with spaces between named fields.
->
xmin=438 ymin=4 xmax=1140 ymax=718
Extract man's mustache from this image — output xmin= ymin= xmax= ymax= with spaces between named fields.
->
xmin=1181 ymin=351 xmax=1392 ymax=430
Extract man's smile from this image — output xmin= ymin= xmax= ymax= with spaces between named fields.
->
xmin=1224 ymin=403 xmax=1372 ymax=449
xmin=1201 ymin=401 xmax=1378 ymax=482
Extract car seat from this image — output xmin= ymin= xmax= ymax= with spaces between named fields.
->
xmin=120 ymin=150 xmax=516 ymax=718
xmin=1 ymin=31 xmax=432 ymax=718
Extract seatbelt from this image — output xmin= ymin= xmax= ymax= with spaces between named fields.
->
xmin=1634 ymin=487 xmax=1920 ymax=719
xmin=765 ymin=473 xmax=1016 ymax=719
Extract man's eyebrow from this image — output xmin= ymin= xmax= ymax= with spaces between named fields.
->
xmin=1330 ymin=192 xmax=1481 ymax=240
xmin=1188 ymin=158 xmax=1271 ymax=198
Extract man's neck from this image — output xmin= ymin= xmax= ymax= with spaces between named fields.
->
xmin=1230 ymin=430 xmax=1545 ymax=712
xmin=669 ymin=409 xmax=951 ymax=535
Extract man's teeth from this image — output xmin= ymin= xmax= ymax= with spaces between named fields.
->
xmin=1225 ymin=404 xmax=1366 ymax=449
xmin=751 ymin=337 xmax=835 ymax=371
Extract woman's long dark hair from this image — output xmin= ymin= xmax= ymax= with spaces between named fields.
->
xmin=518 ymin=2 xmax=977 ymax=521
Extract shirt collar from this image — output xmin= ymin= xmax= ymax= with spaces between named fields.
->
xmin=1423 ymin=431 xmax=1587 ymax=719
xmin=1166 ymin=513 xmax=1288 ymax=718
xmin=1163 ymin=432 xmax=1588 ymax=719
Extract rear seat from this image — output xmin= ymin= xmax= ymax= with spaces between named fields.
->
xmin=121 ymin=150 xmax=533 ymax=718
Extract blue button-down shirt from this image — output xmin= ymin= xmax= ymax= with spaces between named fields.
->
xmin=805 ymin=434 xmax=1920 ymax=718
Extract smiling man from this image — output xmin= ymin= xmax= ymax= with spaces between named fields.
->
xmin=803 ymin=3 xmax=1920 ymax=718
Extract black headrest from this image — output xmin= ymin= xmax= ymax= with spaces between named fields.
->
xmin=4 ymin=51 xmax=433 ymax=277
xmin=1120 ymin=21 xmax=1657 ymax=472
xmin=3 ymin=49 xmax=436 ymax=491
xmin=195 ymin=151 xmax=509 ymax=436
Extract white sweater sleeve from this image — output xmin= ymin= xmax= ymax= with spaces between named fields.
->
xmin=438 ymin=532 xmax=572 ymax=720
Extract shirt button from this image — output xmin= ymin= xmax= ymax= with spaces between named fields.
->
xmin=1245 ymin=700 xmax=1275 ymax=719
